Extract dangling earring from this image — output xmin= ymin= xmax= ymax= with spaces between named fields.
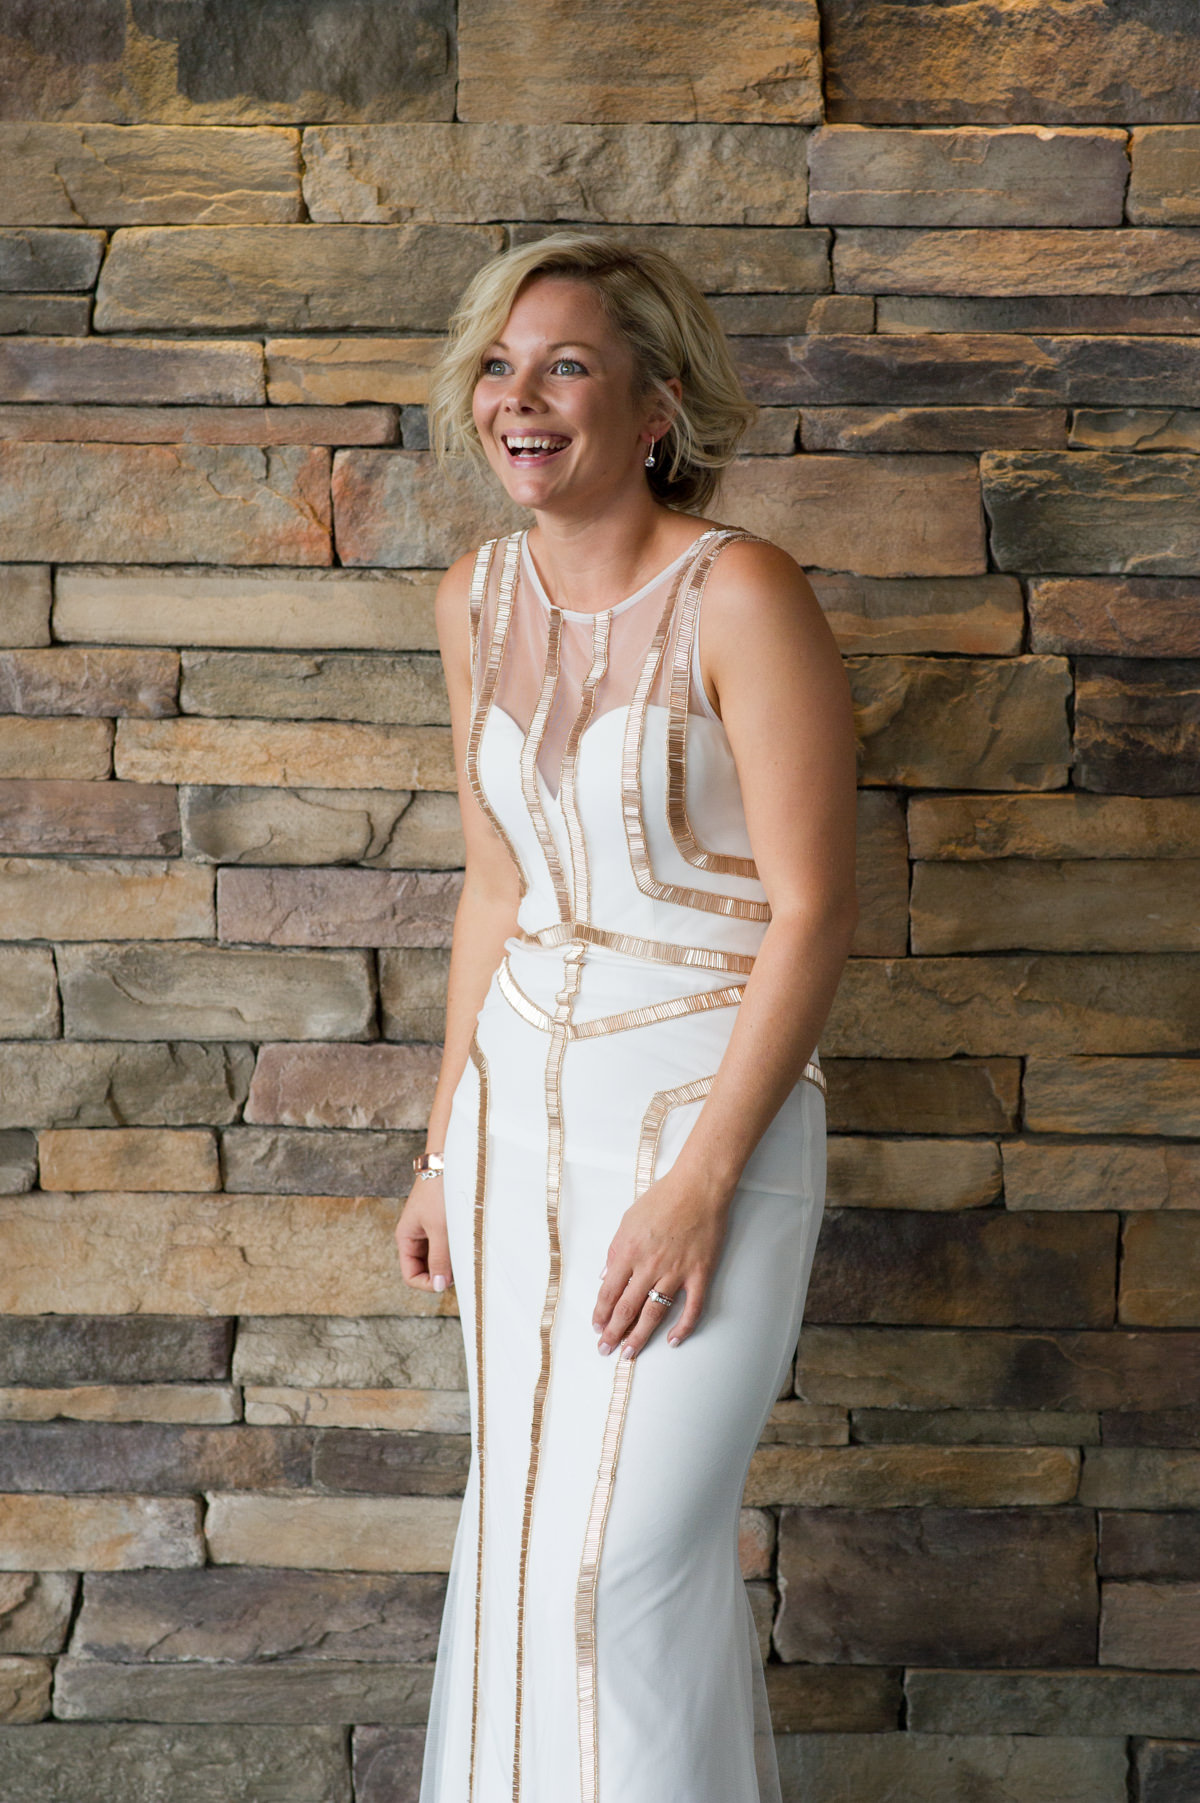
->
xmin=644 ymin=439 xmax=656 ymax=469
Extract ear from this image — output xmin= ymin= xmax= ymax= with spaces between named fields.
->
xmin=644 ymin=376 xmax=682 ymax=442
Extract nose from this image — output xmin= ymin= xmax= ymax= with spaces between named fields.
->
xmin=500 ymin=366 xmax=545 ymax=413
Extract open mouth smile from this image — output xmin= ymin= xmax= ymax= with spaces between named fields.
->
xmin=501 ymin=433 xmax=571 ymax=464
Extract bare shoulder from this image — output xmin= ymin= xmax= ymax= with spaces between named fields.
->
xmin=700 ymin=534 xmax=829 ymax=650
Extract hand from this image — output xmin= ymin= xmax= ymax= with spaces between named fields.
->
xmin=591 ymin=1169 xmax=730 ymax=1359
xmin=395 ymin=1176 xmax=454 ymax=1295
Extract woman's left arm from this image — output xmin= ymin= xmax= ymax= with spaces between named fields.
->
xmin=592 ymin=539 xmax=859 ymax=1357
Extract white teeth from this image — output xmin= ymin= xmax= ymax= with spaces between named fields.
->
xmin=504 ymin=435 xmax=569 ymax=452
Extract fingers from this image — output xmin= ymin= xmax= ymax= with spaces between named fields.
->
xmin=394 ymin=1192 xmax=454 ymax=1294
xmin=596 ymin=1274 xmax=705 ymax=1357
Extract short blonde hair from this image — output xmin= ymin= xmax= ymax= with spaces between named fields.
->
xmin=429 ymin=233 xmax=756 ymax=514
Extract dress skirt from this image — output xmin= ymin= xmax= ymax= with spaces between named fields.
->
xmin=419 ymin=937 xmax=827 ymax=1803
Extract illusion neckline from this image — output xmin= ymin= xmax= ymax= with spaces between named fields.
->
xmin=520 ymin=527 xmax=715 ymax=621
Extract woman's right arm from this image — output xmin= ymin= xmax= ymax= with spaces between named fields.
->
xmin=394 ymin=550 xmax=522 ymax=1295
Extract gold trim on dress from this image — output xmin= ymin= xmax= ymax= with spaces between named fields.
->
xmin=497 ymin=956 xmax=745 ymax=1041
xmin=527 ymin=920 xmax=757 ymax=975
xmin=520 ymin=537 xmax=572 ymax=922
xmin=560 ymin=609 xmax=611 ymax=922
xmin=466 ymin=532 xmax=529 ymax=898
xmin=466 ymin=1033 xmax=490 ymax=1803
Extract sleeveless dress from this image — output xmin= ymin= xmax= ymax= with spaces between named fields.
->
xmin=419 ymin=523 xmax=828 ymax=1803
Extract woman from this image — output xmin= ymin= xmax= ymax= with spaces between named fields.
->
xmin=395 ymin=233 xmax=858 ymax=1803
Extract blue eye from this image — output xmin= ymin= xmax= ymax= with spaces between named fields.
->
xmin=481 ymin=358 xmax=508 ymax=377
xmin=551 ymin=357 xmax=585 ymax=375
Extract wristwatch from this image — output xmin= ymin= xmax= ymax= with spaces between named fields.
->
xmin=412 ymin=1151 xmax=445 ymax=1181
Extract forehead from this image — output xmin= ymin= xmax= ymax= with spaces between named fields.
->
xmin=495 ymin=275 xmax=626 ymax=353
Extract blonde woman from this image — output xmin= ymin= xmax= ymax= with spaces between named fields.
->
xmin=395 ymin=233 xmax=858 ymax=1803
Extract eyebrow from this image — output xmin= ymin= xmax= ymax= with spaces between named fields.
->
xmin=486 ymin=340 xmax=602 ymax=353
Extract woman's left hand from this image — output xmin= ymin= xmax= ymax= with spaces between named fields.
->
xmin=591 ymin=1169 xmax=730 ymax=1358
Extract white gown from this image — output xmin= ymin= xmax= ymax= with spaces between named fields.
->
xmin=420 ymin=524 xmax=828 ymax=1803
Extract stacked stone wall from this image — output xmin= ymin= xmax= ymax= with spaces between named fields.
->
xmin=0 ymin=4 xmax=1199 ymax=1799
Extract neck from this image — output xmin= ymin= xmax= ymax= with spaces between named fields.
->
xmin=526 ymin=482 xmax=687 ymax=613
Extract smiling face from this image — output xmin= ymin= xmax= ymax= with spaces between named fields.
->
xmin=471 ymin=275 xmax=671 ymax=514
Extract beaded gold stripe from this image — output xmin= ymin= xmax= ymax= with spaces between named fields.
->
xmin=519 ymin=538 xmax=573 ymax=922
xmin=466 ymin=1034 xmax=490 ymax=1803
xmin=497 ymin=956 xmax=744 ymax=1040
xmin=466 ymin=532 xmax=529 ymax=899
xmin=468 ymin=534 xmax=499 ymax=694
xmin=526 ymin=920 xmax=757 ymax=975
xmin=560 ymin=609 xmax=611 ymax=922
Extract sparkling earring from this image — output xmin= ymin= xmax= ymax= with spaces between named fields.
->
xmin=644 ymin=440 xmax=656 ymax=468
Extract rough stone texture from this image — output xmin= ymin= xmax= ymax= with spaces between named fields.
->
xmin=0 ymin=1495 xmax=202 ymax=1571
xmin=0 ymin=1316 xmax=233 ymax=1385
xmin=1097 ymin=1410 xmax=1200 ymax=1449
xmin=801 ymin=405 xmax=1067 ymax=453
xmin=1136 ymin=1741 xmax=1200 ymax=1803
xmin=0 ymin=856 xmax=213 ymax=941
xmin=206 ymin=1494 xmax=459 ymax=1572
xmin=508 ymin=222 xmax=832 ymax=294
xmin=304 ymin=124 xmax=812 ymax=224
xmin=0 ymin=125 xmax=300 ymax=225
xmin=333 ymin=449 xmax=527 ymax=569
xmin=233 ymin=1319 xmax=464 ymax=1389
xmin=265 ymin=338 xmax=442 ymax=407
xmin=1069 ymin=408 xmax=1200 ymax=454
xmin=0 ymin=1042 xmax=253 ymax=1129
xmin=777 ymin=1732 xmax=1125 ymax=1803
xmin=0 ymin=443 xmax=330 ymax=567
xmin=0 ymin=294 xmax=89 ymax=333
xmin=0 ymin=566 xmax=50 ymax=646
xmin=911 ymin=859 xmax=1200 ymax=953
xmin=809 ymin=126 xmax=1129 ymax=226
xmin=0 ymin=648 xmax=177 ymax=717
xmin=312 ymin=1429 xmax=468 ymax=1498
xmin=711 ymin=295 xmax=868 ymax=335
xmin=823 ymin=956 xmax=1200 ymax=1057
xmin=760 ymin=1402 xmax=848 ymax=1447
xmin=0 ymin=338 xmax=263 ymax=405
xmin=180 ymin=650 xmax=447 ymax=724
xmin=55 ymin=1654 xmax=433 ymax=1725
xmin=0 ymin=403 xmax=398 ymax=445
xmin=1122 ymin=1217 xmax=1200 ymax=1328
xmin=908 ymin=794 xmax=1200 ymax=861
xmin=882 ymin=295 xmax=1200 ymax=335
xmin=353 ymin=1725 xmax=423 ymax=1803
xmin=1130 ymin=128 xmax=1200 ymax=225
xmin=1031 ymin=578 xmax=1200 ymax=657
xmin=1101 ymin=1513 xmax=1200 ymax=1580
xmin=838 ymin=227 xmax=1200 ymax=297
xmin=221 ymin=1128 xmax=423 ymax=1197
xmin=1004 ymin=1141 xmax=1200 ymax=1212
xmin=57 ymin=943 xmax=375 ymax=1042
xmin=0 ymin=947 xmax=59 ymax=1038
xmin=218 ymin=869 xmax=460 ymax=949
xmin=984 ymin=453 xmax=1200 ymax=576
xmin=0 ymin=1422 xmax=320 ymax=1495
xmin=94 ymin=225 xmax=503 ymax=332
xmin=56 ymin=566 xmax=439 ymax=652
xmin=850 ymin=656 xmax=1072 ymax=791
xmin=745 ymin=1444 xmax=1077 ymax=1508
xmin=246 ymin=1043 xmax=440 ymax=1130
xmin=1080 ymin=1448 xmax=1200 ymax=1509
xmin=244 ymin=1389 xmax=467 ymax=1432
xmin=1024 ymin=1058 xmax=1200 ymax=1138
xmin=806 ymin=1210 xmax=1115 ymax=1327
xmin=1074 ymin=658 xmax=1200 ymax=797
xmin=908 ymin=1669 xmax=1200 ymax=1735
xmin=766 ymin=1665 xmax=901 ymax=1733
xmin=0 ymin=1573 xmax=76 ymax=1654
xmin=39 ymin=1128 xmax=220 ymax=1194
xmin=116 ymin=718 xmax=454 ymax=792
xmin=822 ymin=1059 xmax=1021 ymax=1135
xmin=379 ymin=949 xmax=452 ymax=1042
xmin=0 ymin=1656 xmax=50 ymax=1721
xmin=0 ymin=779 xmax=178 ymax=857
xmin=775 ymin=1507 xmax=1096 ymax=1666
xmin=0 ymin=1386 xmax=238 ymax=1425
xmin=0 ymin=1131 xmax=35 ymax=1195
xmin=851 ymin=788 xmax=907 ymax=955
xmin=852 ymin=1409 xmax=1100 ymax=1447
xmin=826 ymin=1137 xmax=1001 ymax=1211
xmin=0 ymin=228 xmax=104 ymax=290
xmin=1101 ymin=1582 xmax=1200 ymax=1670
xmin=0 ymin=1722 xmax=351 ymax=1803
xmin=182 ymin=787 xmax=462 ymax=870
xmin=0 ymin=716 xmax=112 ymax=779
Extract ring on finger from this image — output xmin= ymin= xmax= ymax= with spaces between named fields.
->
xmin=646 ymin=1287 xmax=675 ymax=1309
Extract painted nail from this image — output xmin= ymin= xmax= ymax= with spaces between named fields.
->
xmin=621 ymin=1343 xmax=636 ymax=1359
xmin=667 ymin=1335 xmax=679 ymax=1347
xmin=432 ymin=1275 xmax=447 ymax=1293
xmin=598 ymin=1341 xmax=612 ymax=1356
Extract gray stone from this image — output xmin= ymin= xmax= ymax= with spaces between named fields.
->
xmin=852 ymin=1409 xmax=1100 ymax=1447
xmin=379 ymin=949 xmax=450 ymax=1042
xmin=802 ymin=406 xmax=1066 ymax=453
xmin=1137 ymin=1742 xmax=1200 ymax=1803
xmin=1130 ymin=127 xmax=1200 ymax=225
xmin=180 ymin=651 xmax=447 ymax=725
xmin=0 ymin=1131 xmax=35 ymax=1194
xmin=1100 ymin=1512 xmax=1200 ymax=1579
xmin=0 ymin=647 xmax=177 ymax=716
xmin=1080 ymin=1447 xmax=1200 ymax=1509
xmin=0 ymin=1041 xmax=253 ymax=1129
xmin=0 ymin=779 xmax=179 ymax=856
xmin=0 ymin=1573 xmax=76 ymax=1654
xmin=0 ymin=294 xmax=89 ymax=332
xmin=0 ymin=337 xmax=267 ymax=404
xmin=0 ymin=1423 xmax=316 ymax=1494
xmin=777 ymin=1732 xmax=1125 ymax=1803
xmin=354 ymin=1726 xmax=424 ymax=1803
xmin=1069 ymin=408 xmax=1200 ymax=453
xmin=0 ymin=1316 xmax=232 ymax=1385
xmin=0 ymin=566 xmax=49 ymax=646
xmin=0 ymin=1722 xmax=351 ymax=1802
xmin=0 ymin=228 xmax=104 ymax=291
xmin=0 ymin=946 xmax=58 ymax=1037
xmin=1075 ymin=657 xmax=1200 ymax=797
xmin=399 ymin=404 xmax=429 ymax=450
xmin=57 ymin=943 xmax=376 ymax=1041
xmin=822 ymin=1059 xmax=1020 ymax=1135
xmin=312 ymin=1430 xmax=468 ymax=1497
xmin=907 ymin=1668 xmax=1200 ymax=1737
xmin=217 ymin=868 xmax=460 ymax=948
xmin=508 ymin=223 xmax=830 ymax=295
xmin=221 ymin=1128 xmax=422 ymax=1196
xmin=711 ymin=296 xmax=869 ymax=336
xmin=181 ymin=786 xmax=463 ymax=870
xmin=1030 ymin=577 xmax=1200 ymax=657
xmin=984 ymin=452 xmax=1200 ymax=575
xmin=232 ymin=1318 xmax=466 ymax=1390
xmin=812 ymin=574 xmax=1023 ymax=656
xmin=878 ymin=294 xmax=1200 ymax=335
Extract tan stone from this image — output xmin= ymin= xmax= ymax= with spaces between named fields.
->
xmin=333 ymin=449 xmax=527 ymax=569
xmin=94 ymin=225 xmax=504 ymax=333
xmin=38 ymin=1128 xmax=220 ymax=1194
xmin=218 ymin=868 xmax=460 ymax=948
xmin=0 ymin=567 xmax=49 ymax=647
xmin=738 ymin=1508 xmax=774 ymax=1579
xmin=1069 ymin=408 xmax=1200 ymax=453
xmin=1004 ymin=1141 xmax=1200 ymax=1211
xmin=1101 ymin=1581 xmax=1200 ymax=1669
xmin=0 ymin=1041 xmax=254 ymax=1130
xmin=206 ymin=1494 xmax=459 ymax=1572
xmin=305 ymin=124 xmax=811 ymax=223
xmin=0 ymin=124 xmax=301 ymax=225
xmin=0 ymin=1572 xmax=75 ymax=1655
xmin=836 ymin=229 xmax=1200 ymax=296
xmin=115 ymin=718 xmax=454 ymax=791
xmin=1024 ymin=1058 xmax=1200 ymax=1137
xmin=911 ymin=859 xmax=1200 ymax=953
xmin=0 ymin=1656 xmax=51 ymax=1722
xmin=0 ymin=1495 xmax=202 ymax=1571
xmin=812 ymin=574 xmax=1023 ymax=655
xmin=509 ymin=223 xmax=831 ymax=295
xmin=0 ymin=857 xmax=213 ymax=941
xmin=802 ymin=406 xmax=1066 ymax=453
xmin=777 ymin=1734 xmax=1124 ymax=1803
xmin=0 ymin=444 xmax=330 ymax=566
xmin=0 ymin=947 xmax=58 ymax=1038
xmin=823 ymin=1058 xmax=1021 ymax=1135
xmin=1080 ymin=1448 xmax=1200 ymax=1510
xmin=759 ymin=1402 xmax=849 ymax=1447
xmin=55 ymin=567 xmax=439 ymax=651
xmin=908 ymin=794 xmax=1200 ymax=861
xmin=0 ymin=1386 xmax=238 ymax=1424
xmin=737 ymin=407 xmax=799 ymax=454
xmin=1030 ymin=577 xmax=1200 ymax=656
xmin=379 ymin=948 xmax=451 ymax=1042
xmin=246 ymin=1043 xmax=440 ymax=1130
xmin=809 ymin=125 xmax=1128 ymax=226
xmin=180 ymin=650 xmax=447 ymax=725
xmin=243 ymin=1388 xmax=468 ymax=1432
xmin=0 ymin=648 xmax=176 ymax=717
xmin=719 ymin=456 xmax=986 ymax=578
xmin=828 ymin=1137 xmax=1001 ymax=1210
xmin=824 ymin=955 xmax=1200 ymax=1057
xmin=0 ymin=404 xmax=398 ymax=445
xmin=0 ymin=718 xmax=111 ymax=779
xmin=0 ymin=338 xmax=264 ymax=404
xmin=1122 ymin=1216 xmax=1200 ymax=1327
xmin=233 ymin=1317 xmax=463 ymax=1386
xmin=851 ymin=655 xmax=1072 ymax=790
xmin=878 ymin=295 xmax=1200 ymax=334
xmin=182 ymin=787 xmax=462 ymax=870
xmin=1129 ymin=129 xmax=1200 ymax=225
xmin=266 ymin=338 xmax=443 ymax=406
xmin=0 ymin=227 xmax=103 ymax=289
xmin=744 ymin=1444 xmax=1078 ymax=1508
xmin=851 ymin=789 xmax=906 ymax=956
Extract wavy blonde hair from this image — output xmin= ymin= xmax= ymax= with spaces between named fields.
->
xmin=429 ymin=233 xmax=756 ymax=514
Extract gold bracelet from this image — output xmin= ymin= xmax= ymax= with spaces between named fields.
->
xmin=412 ymin=1151 xmax=445 ymax=1181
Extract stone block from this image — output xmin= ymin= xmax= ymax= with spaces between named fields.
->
xmin=801 ymin=405 xmax=1067 ymax=453
xmin=0 ymin=780 xmax=179 ymax=856
xmin=878 ymin=295 xmax=1200 ymax=335
xmin=0 ymin=856 xmax=213 ymax=941
xmin=718 ymin=456 xmax=986 ymax=578
xmin=908 ymin=794 xmax=1200 ymax=861
xmin=908 ymin=1668 xmax=1200 ymax=1736
xmin=738 ymin=1508 xmax=774 ymax=1578
xmin=711 ymin=296 xmax=867 ymax=336
xmin=94 ymin=225 xmax=503 ymax=333
xmin=0 ymin=1655 xmax=50 ymax=1722
xmin=0 ymin=124 xmax=300 ymax=225
xmin=0 ymin=1422 xmax=317 ymax=1495
xmin=1101 ymin=1513 xmax=1200 ymax=1580
xmin=333 ymin=449 xmax=527 ymax=569
xmin=57 ymin=943 xmax=375 ymax=1041
xmin=0 ymin=647 xmax=176 ymax=717
xmin=312 ymin=1429 xmax=468 ymax=1497
xmin=1130 ymin=128 xmax=1200 ymax=225
xmin=823 ymin=955 xmax=1200 ymax=1057
xmin=1004 ymin=1141 xmax=1200 ymax=1211
xmin=116 ymin=718 xmax=454 ymax=792
xmin=0 ymin=229 xmax=104 ymax=291
xmin=0 ymin=946 xmax=58 ymax=1037
xmin=0 ymin=566 xmax=49 ymax=646
xmin=182 ymin=787 xmax=461 ymax=869
xmin=760 ymin=1402 xmax=849 ymax=1446
xmin=820 ymin=0 xmax=1200 ymax=125
xmin=1123 ymin=1216 xmax=1200 ymax=1327
xmin=1081 ymin=1448 xmax=1200 ymax=1509
xmin=245 ymin=1043 xmax=441 ymax=1130
xmin=737 ymin=406 xmax=799 ymax=453
xmin=206 ymin=1493 xmax=459 ymax=1572
xmin=56 ymin=566 xmax=439 ymax=651
xmin=221 ymin=1128 xmax=423 ymax=1197
xmin=985 ymin=452 xmax=1200 ymax=576
xmin=911 ymin=859 xmax=1200 ymax=953
xmin=0 ymin=1041 xmax=253 ymax=1129
xmin=836 ymin=228 xmax=1200 ymax=296
xmin=806 ymin=1210 xmax=1116 ymax=1328
xmin=71 ymin=1566 xmax=446 ymax=1663
xmin=796 ymin=1328 xmax=1200 ymax=1412
xmin=852 ymin=1409 xmax=1099 ymax=1447
xmin=0 ymin=1722 xmax=351 ymax=1803
xmin=808 ymin=125 xmax=1128 ymax=226
xmin=218 ymin=869 xmax=460 ymax=950
xmin=1075 ymin=657 xmax=1200 ymax=796
xmin=850 ymin=788 xmax=906 ymax=956
xmin=379 ymin=948 xmax=451 ymax=1041
xmin=826 ymin=1137 xmax=1001 ymax=1211
xmin=0 ymin=337 xmax=263 ymax=404
xmin=57 ymin=1653 xmax=433 ymax=1724
xmin=0 ymin=1387 xmax=238 ymax=1425
xmin=0 ymin=403 xmax=398 ymax=446
xmin=775 ymin=1507 xmax=1096 ymax=1666
xmin=182 ymin=650 xmax=446 ymax=724
xmin=778 ymin=1732 xmax=1125 ymax=1803
xmin=0 ymin=716 xmax=111 ymax=779
xmin=746 ymin=1444 xmax=1077 ymax=1508
xmin=1031 ymin=578 xmax=1200 ymax=657
xmin=0 ymin=1573 xmax=75 ymax=1654
xmin=266 ymin=337 xmax=442 ymax=406
xmin=1102 ymin=1582 xmax=1200 ymax=1669
xmin=1137 ymin=1742 xmax=1200 ymax=1803
xmin=822 ymin=1058 xmax=1021 ymax=1135
xmin=0 ymin=1131 xmax=35 ymax=1194
xmin=766 ymin=1665 xmax=901 ymax=1733
xmin=1103 ymin=1410 xmax=1200 ymax=1450
xmin=39 ymin=1128 xmax=220 ymax=1193
xmin=305 ymin=124 xmax=811 ymax=223
xmin=509 ymin=223 xmax=831 ymax=296
xmin=244 ymin=1390 xmax=467 ymax=1433
xmin=233 ymin=1319 xmax=465 ymax=1390
xmin=0 ymin=295 xmax=89 ymax=333
xmin=850 ymin=655 xmax=1071 ymax=791
xmin=1024 ymin=1058 xmax=1200 ymax=1137
xmin=0 ymin=1316 xmax=233 ymax=1384
xmin=0 ymin=1192 xmax=412 ymax=1316
xmin=0 ymin=1494 xmax=202 ymax=1570
xmin=1069 ymin=408 xmax=1200 ymax=453
xmin=354 ymin=1725 xmax=423 ymax=1803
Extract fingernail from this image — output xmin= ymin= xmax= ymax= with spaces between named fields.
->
xmin=432 ymin=1275 xmax=447 ymax=1293
xmin=667 ymin=1335 xmax=679 ymax=1347
xmin=600 ymin=1263 xmax=608 ymax=1277
xmin=598 ymin=1341 xmax=612 ymax=1356
xmin=621 ymin=1343 xmax=636 ymax=1359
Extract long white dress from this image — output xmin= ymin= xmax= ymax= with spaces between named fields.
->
xmin=419 ymin=523 xmax=828 ymax=1803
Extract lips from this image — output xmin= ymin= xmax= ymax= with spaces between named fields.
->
xmin=501 ymin=433 xmax=571 ymax=462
